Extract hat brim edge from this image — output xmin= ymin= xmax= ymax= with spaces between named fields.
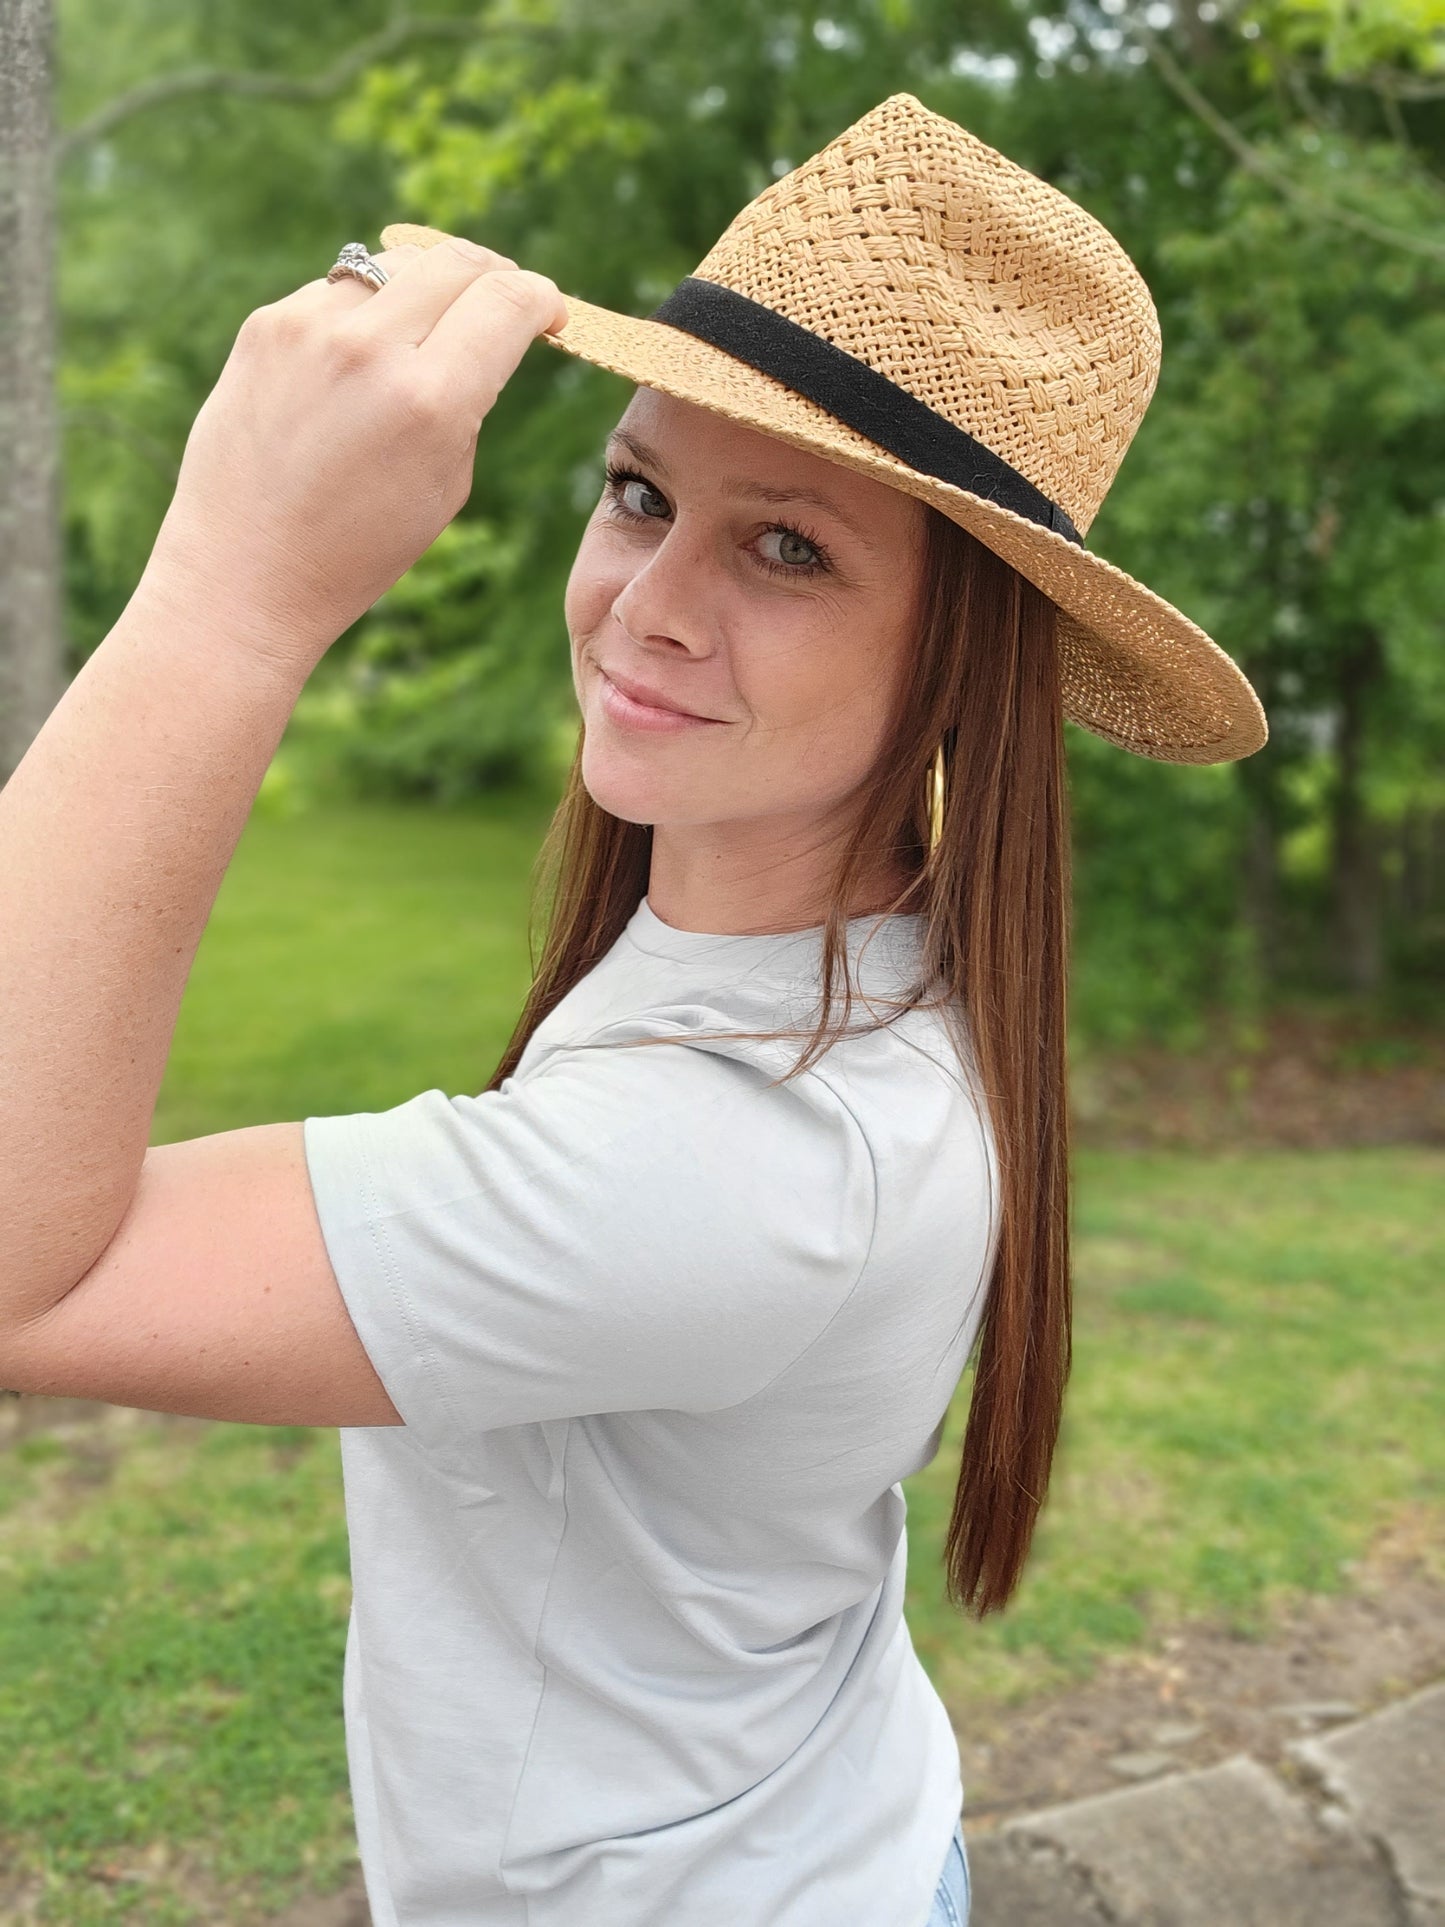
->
xmin=537 ymin=294 xmax=1269 ymax=768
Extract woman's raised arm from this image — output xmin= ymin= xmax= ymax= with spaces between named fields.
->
xmin=0 ymin=238 xmax=565 ymax=1361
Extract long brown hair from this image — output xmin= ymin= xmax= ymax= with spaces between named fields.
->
xmin=485 ymin=502 xmax=1073 ymax=1618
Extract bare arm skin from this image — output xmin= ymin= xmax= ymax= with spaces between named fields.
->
xmin=0 ymin=579 xmax=402 ymax=1424
xmin=0 ymin=235 xmax=567 ymax=1424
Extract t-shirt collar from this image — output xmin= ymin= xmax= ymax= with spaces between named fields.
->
xmin=624 ymin=893 xmax=927 ymax=987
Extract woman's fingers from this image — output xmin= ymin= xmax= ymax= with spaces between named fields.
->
xmin=281 ymin=242 xmax=425 ymax=313
xmin=285 ymin=229 xmax=495 ymax=315
xmin=418 ymin=265 xmax=570 ymax=418
xmin=341 ymin=235 xmax=524 ymax=347
xmin=358 ymin=223 xmax=570 ymax=416
xmin=299 ymin=231 xmax=567 ymax=400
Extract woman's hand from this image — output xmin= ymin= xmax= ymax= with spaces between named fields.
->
xmin=137 ymin=230 xmax=568 ymax=675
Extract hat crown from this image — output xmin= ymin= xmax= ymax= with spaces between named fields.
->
xmin=690 ymin=93 xmax=1160 ymax=540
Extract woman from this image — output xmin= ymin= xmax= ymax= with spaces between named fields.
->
xmin=0 ymin=94 xmax=1266 ymax=1926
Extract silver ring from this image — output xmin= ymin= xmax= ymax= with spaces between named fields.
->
xmin=326 ymin=242 xmax=390 ymax=291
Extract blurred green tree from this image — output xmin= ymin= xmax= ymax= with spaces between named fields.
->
xmin=41 ymin=0 xmax=1445 ymax=1032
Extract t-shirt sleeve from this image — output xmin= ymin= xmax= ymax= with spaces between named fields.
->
xmin=301 ymin=1034 xmax=877 ymax=1448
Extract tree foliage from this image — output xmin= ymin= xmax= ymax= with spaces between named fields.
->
xmin=53 ymin=0 xmax=1445 ymax=1032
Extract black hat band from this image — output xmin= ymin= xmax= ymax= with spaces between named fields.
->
xmin=647 ymin=276 xmax=1085 ymax=549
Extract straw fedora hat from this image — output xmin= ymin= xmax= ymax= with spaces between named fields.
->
xmin=383 ymin=91 xmax=1267 ymax=765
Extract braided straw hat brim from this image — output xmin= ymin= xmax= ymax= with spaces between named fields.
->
xmin=534 ymin=294 xmax=1266 ymax=765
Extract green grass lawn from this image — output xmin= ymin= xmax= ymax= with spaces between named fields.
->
xmin=2 ymin=795 xmax=1440 ymax=1922
xmin=905 ymin=1143 xmax=1443 ymax=1712
xmin=151 ymin=788 xmax=559 ymax=1143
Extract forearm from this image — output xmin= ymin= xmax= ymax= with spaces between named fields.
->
xmin=0 ymin=574 xmax=317 ymax=1324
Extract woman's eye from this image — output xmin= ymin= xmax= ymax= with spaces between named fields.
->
xmin=609 ymin=472 xmax=669 ymax=519
xmin=759 ymin=527 xmax=821 ymax=570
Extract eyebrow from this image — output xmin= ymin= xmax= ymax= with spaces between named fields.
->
xmin=605 ymin=427 xmax=875 ymax=545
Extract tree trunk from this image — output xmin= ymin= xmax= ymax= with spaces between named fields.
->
xmin=0 ymin=0 xmax=64 ymax=789
xmin=1330 ymin=628 xmax=1386 ymax=996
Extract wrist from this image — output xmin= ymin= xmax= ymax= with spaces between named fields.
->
xmin=124 ymin=552 xmax=336 ymax=696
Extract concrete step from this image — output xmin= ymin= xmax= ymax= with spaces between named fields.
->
xmin=967 ymin=1678 xmax=1445 ymax=1924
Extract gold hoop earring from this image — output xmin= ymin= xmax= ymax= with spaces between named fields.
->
xmin=927 ymin=742 xmax=946 ymax=854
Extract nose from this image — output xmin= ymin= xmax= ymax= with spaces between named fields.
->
xmin=609 ymin=519 xmax=719 ymax=656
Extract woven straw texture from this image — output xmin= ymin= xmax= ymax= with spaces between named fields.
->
xmin=381 ymin=93 xmax=1268 ymax=765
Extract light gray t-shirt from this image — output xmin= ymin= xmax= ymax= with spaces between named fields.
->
xmin=302 ymin=894 xmax=1000 ymax=1927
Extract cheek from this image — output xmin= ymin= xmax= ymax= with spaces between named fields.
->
xmin=774 ymin=627 xmax=898 ymax=738
xmin=563 ymin=530 xmax=621 ymax=648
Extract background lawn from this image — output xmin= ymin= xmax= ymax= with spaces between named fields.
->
xmin=2 ymin=796 xmax=1439 ymax=1922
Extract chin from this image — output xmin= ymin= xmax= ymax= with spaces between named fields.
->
xmin=578 ymin=742 xmax=668 ymax=826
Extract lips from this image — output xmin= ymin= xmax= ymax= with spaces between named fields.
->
xmin=599 ymin=666 xmax=717 ymax=721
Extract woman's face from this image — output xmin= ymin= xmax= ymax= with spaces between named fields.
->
xmin=564 ymin=386 xmax=928 ymax=931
